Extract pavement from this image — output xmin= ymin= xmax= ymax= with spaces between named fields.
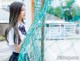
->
xmin=0 ymin=41 xmax=12 ymax=61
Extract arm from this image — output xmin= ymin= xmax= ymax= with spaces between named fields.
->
xmin=8 ymin=28 xmax=23 ymax=53
xmin=13 ymin=41 xmax=23 ymax=53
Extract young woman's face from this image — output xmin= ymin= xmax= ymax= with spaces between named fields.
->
xmin=18 ymin=5 xmax=26 ymax=21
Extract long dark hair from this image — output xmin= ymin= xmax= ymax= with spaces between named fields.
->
xmin=5 ymin=2 xmax=24 ymax=45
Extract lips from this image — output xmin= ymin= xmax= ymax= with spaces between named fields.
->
xmin=23 ymin=14 xmax=26 ymax=16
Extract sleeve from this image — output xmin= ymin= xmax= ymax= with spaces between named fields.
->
xmin=7 ymin=28 xmax=15 ymax=45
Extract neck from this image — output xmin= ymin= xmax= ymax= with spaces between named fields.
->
xmin=18 ymin=20 xmax=22 ymax=23
xmin=18 ymin=16 xmax=22 ymax=23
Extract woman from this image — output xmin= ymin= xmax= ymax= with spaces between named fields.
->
xmin=5 ymin=2 xmax=28 ymax=61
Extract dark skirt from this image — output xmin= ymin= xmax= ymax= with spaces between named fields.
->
xmin=9 ymin=52 xmax=30 ymax=61
xmin=9 ymin=52 xmax=19 ymax=61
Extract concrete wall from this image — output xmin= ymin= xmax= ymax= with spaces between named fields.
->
xmin=0 ymin=23 xmax=8 ymax=35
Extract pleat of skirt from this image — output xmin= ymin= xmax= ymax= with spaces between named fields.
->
xmin=9 ymin=52 xmax=19 ymax=61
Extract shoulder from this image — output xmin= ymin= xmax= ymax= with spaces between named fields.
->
xmin=7 ymin=27 xmax=15 ymax=45
xmin=9 ymin=27 xmax=14 ymax=33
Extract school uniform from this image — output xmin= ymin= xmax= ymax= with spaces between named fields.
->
xmin=7 ymin=22 xmax=29 ymax=61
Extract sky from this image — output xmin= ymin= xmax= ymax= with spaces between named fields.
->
xmin=76 ymin=0 xmax=80 ymax=6
xmin=51 ymin=0 xmax=80 ymax=8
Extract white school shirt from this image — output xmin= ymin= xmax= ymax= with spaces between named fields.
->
xmin=7 ymin=22 xmax=26 ymax=52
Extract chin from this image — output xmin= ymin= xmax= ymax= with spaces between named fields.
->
xmin=23 ymin=17 xmax=26 ymax=20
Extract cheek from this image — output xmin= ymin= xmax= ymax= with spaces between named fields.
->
xmin=22 ymin=13 xmax=26 ymax=19
xmin=22 ymin=11 xmax=26 ymax=16
xmin=20 ymin=12 xmax=26 ymax=18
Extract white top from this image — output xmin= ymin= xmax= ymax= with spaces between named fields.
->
xmin=7 ymin=22 xmax=26 ymax=52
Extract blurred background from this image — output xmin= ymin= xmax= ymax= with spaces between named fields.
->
xmin=0 ymin=0 xmax=80 ymax=61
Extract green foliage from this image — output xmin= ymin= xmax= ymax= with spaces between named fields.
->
xmin=47 ymin=6 xmax=63 ymax=18
xmin=64 ymin=9 xmax=72 ymax=21
xmin=54 ymin=7 xmax=63 ymax=18
xmin=66 ymin=0 xmax=74 ymax=8
xmin=47 ymin=6 xmax=54 ymax=15
xmin=0 ymin=35 xmax=5 ymax=41
xmin=47 ymin=0 xmax=80 ymax=21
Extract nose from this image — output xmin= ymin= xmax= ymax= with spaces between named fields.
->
xmin=23 ymin=9 xmax=26 ymax=13
xmin=23 ymin=11 xmax=26 ymax=16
